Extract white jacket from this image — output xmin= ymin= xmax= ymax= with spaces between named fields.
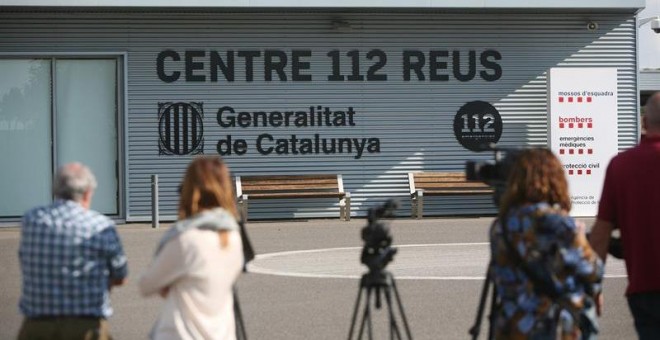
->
xmin=139 ymin=211 xmax=243 ymax=340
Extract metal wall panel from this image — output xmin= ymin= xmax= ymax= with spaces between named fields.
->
xmin=0 ymin=0 xmax=646 ymax=9
xmin=0 ymin=10 xmax=638 ymax=220
xmin=640 ymin=71 xmax=660 ymax=91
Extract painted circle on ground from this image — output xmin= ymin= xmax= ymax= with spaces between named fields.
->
xmin=247 ymin=243 xmax=627 ymax=280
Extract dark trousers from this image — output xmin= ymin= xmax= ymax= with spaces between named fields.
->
xmin=17 ymin=317 xmax=111 ymax=340
xmin=628 ymin=292 xmax=660 ymax=340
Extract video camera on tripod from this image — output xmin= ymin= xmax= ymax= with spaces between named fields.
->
xmin=361 ymin=199 xmax=398 ymax=274
xmin=348 ymin=199 xmax=413 ymax=340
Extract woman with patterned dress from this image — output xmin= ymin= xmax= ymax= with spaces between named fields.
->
xmin=490 ymin=148 xmax=604 ymax=339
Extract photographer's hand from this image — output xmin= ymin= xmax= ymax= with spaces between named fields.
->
xmin=596 ymin=292 xmax=604 ymax=316
xmin=589 ymin=219 xmax=615 ymax=263
xmin=159 ymin=286 xmax=170 ymax=298
xmin=109 ymin=278 xmax=126 ymax=291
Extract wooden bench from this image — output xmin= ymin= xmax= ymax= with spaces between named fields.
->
xmin=408 ymin=172 xmax=493 ymax=219
xmin=235 ymin=174 xmax=351 ymax=221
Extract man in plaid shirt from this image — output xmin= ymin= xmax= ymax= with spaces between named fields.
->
xmin=17 ymin=163 xmax=128 ymax=340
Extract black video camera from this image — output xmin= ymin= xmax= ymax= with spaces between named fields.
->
xmin=465 ymin=145 xmax=523 ymax=206
xmin=361 ymin=199 xmax=399 ymax=274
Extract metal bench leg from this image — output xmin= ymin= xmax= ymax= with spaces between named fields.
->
xmin=340 ymin=193 xmax=351 ymax=221
xmin=411 ymin=195 xmax=417 ymax=218
xmin=238 ymin=195 xmax=249 ymax=222
xmin=416 ymin=190 xmax=424 ymax=219
xmin=345 ymin=193 xmax=351 ymax=221
xmin=339 ymin=198 xmax=344 ymax=220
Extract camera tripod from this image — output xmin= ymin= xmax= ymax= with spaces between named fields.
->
xmin=235 ymin=218 xmax=256 ymax=340
xmin=234 ymin=288 xmax=248 ymax=340
xmin=347 ymin=269 xmax=413 ymax=340
xmin=468 ymin=267 xmax=496 ymax=340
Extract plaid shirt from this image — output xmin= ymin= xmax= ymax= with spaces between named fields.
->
xmin=19 ymin=199 xmax=128 ymax=318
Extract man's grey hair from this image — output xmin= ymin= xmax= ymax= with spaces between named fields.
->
xmin=53 ymin=163 xmax=97 ymax=201
xmin=646 ymin=92 xmax=660 ymax=129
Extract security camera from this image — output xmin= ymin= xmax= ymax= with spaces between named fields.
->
xmin=587 ymin=22 xmax=599 ymax=31
xmin=652 ymin=18 xmax=660 ymax=33
xmin=639 ymin=16 xmax=660 ymax=33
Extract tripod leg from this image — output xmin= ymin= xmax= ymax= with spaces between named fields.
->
xmin=357 ymin=287 xmax=374 ymax=340
xmin=375 ymin=286 xmax=382 ymax=309
xmin=348 ymin=283 xmax=365 ymax=340
xmin=233 ymin=288 xmax=247 ymax=340
xmin=487 ymin=280 xmax=498 ymax=340
xmin=390 ymin=277 xmax=413 ymax=339
xmin=469 ymin=268 xmax=492 ymax=340
xmin=383 ymin=285 xmax=403 ymax=340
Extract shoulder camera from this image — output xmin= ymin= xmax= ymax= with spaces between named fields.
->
xmin=465 ymin=144 xmax=523 ymax=205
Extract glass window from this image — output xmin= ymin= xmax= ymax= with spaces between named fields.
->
xmin=0 ymin=57 xmax=121 ymax=218
xmin=0 ymin=60 xmax=52 ymax=217
xmin=56 ymin=59 xmax=118 ymax=214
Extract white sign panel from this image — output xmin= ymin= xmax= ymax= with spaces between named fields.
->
xmin=548 ymin=68 xmax=618 ymax=216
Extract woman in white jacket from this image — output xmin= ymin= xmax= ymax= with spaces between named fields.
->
xmin=139 ymin=156 xmax=243 ymax=340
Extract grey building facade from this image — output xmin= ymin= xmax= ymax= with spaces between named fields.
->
xmin=0 ymin=1 xmax=646 ymax=222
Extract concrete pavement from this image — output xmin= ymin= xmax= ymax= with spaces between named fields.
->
xmin=0 ymin=217 xmax=635 ymax=339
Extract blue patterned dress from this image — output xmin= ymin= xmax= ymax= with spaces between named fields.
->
xmin=490 ymin=203 xmax=604 ymax=339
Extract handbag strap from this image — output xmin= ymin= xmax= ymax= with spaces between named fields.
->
xmin=238 ymin=219 xmax=256 ymax=271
